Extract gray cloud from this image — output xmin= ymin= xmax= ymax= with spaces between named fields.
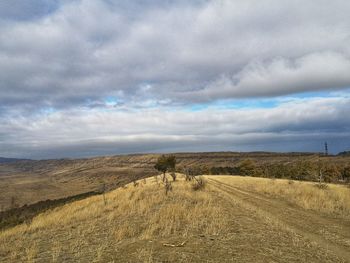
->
xmin=184 ymin=52 xmax=350 ymax=101
xmin=1 ymin=97 xmax=349 ymax=158
xmin=1 ymin=0 xmax=350 ymax=110
xmin=1 ymin=1 xmax=350 ymax=158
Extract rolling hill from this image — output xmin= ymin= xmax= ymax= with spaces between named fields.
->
xmin=0 ymin=175 xmax=349 ymax=262
xmin=0 ymin=152 xmax=349 ymax=212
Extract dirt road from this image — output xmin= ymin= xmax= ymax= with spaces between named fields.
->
xmin=207 ymin=177 xmax=350 ymax=262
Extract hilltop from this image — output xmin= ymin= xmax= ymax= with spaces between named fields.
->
xmin=0 ymin=175 xmax=349 ymax=262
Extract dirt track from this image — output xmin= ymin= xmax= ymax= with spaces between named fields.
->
xmin=207 ymin=177 xmax=350 ymax=262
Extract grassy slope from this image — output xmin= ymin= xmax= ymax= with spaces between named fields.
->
xmin=1 ymin=175 xmax=349 ymax=262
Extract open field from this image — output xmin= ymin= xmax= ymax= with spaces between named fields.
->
xmin=1 ymin=175 xmax=349 ymax=262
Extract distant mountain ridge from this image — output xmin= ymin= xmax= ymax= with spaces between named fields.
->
xmin=0 ymin=157 xmax=31 ymax=164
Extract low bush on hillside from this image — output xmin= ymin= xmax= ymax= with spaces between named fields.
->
xmin=164 ymin=178 xmax=173 ymax=195
xmin=314 ymin=183 xmax=328 ymax=190
xmin=191 ymin=176 xmax=206 ymax=191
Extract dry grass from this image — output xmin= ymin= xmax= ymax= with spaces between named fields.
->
xmin=0 ymin=176 xmax=229 ymax=262
xmin=210 ymin=176 xmax=350 ymax=219
xmin=1 ymin=174 xmax=349 ymax=262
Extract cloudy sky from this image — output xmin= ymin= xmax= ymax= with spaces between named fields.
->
xmin=1 ymin=0 xmax=350 ymax=159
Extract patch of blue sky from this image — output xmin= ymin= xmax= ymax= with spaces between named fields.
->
xmin=277 ymin=89 xmax=350 ymax=103
xmin=104 ymin=96 xmax=120 ymax=106
xmin=185 ymin=89 xmax=350 ymax=112
xmin=189 ymin=104 xmax=210 ymax=111
xmin=186 ymin=99 xmax=279 ymax=111
xmin=39 ymin=107 xmax=56 ymax=115
xmin=217 ymin=99 xmax=279 ymax=109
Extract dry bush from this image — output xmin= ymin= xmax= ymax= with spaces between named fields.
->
xmin=314 ymin=183 xmax=328 ymax=190
xmin=170 ymin=171 xmax=176 ymax=182
xmin=153 ymin=175 xmax=159 ymax=184
xmin=192 ymin=176 xmax=206 ymax=191
xmin=164 ymin=178 xmax=173 ymax=195
xmin=185 ymin=174 xmax=192 ymax=181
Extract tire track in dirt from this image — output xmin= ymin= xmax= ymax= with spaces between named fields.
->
xmin=207 ymin=177 xmax=350 ymax=262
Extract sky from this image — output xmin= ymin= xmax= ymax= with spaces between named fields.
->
xmin=0 ymin=0 xmax=350 ymax=159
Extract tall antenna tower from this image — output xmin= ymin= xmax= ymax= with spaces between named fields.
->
xmin=324 ymin=142 xmax=328 ymax=156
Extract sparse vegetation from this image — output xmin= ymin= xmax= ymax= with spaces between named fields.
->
xmin=0 ymin=177 xmax=231 ymax=262
xmin=1 ymin=175 xmax=349 ymax=262
xmin=133 ymin=180 xmax=139 ymax=187
xmin=170 ymin=171 xmax=177 ymax=181
xmin=191 ymin=176 xmax=206 ymax=191
xmin=164 ymin=178 xmax=173 ymax=195
xmin=314 ymin=182 xmax=328 ymax=190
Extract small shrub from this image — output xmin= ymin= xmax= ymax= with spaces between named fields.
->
xmin=170 ymin=171 xmax=177 ymax=181
xmin=164 ymin=178 xmax=173 ymax=195
xmin=153 ymin=175 xmax=159 ymax=183
xmin=314 ymin=183 xmax=328 ymax=190
xmin=185 ymin=174 xmax=192 ymax=181
xmin=192 ymin=176 xmax=206 ymax=191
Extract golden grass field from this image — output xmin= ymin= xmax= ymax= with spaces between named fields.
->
xmin=0 ymin=175 xmax=350 ymax=262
